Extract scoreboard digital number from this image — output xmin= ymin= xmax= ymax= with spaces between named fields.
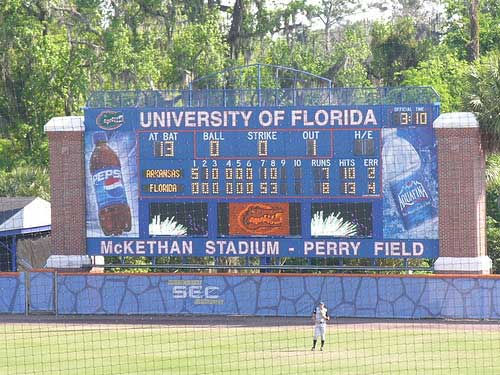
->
xmin=85 ymin=104 xmax=440 ymax=259
xmin=391 ymin=107 xmax=429 ymax=127
xmin=141 ymin=128 xmax=380 ymax=198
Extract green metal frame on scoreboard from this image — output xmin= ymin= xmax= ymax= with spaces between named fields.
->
xmin=84 ymin=65 xmax=441 ymax=261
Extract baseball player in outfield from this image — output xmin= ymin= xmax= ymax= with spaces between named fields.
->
xmin=311 ymin=301 xmax=330 ymax=351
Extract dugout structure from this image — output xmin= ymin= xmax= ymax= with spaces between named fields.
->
xmin=44 ymin=65 xmax=491 ymax=273
xmin=0 ymin=197 xmax=51 ymax=272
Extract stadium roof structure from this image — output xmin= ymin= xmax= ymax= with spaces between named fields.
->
xmin=0 ymin=197 xmax=51 ymax=236
xmin=0 ymin=197 xmax=51 ymax=271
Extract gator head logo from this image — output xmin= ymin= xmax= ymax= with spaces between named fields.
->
xmin=96 ymin=111 xmax=124 ymax=130
xmin=229 ymin=203 xmax=290 ymax=235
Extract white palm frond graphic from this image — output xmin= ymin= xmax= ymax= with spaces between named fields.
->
xmin=149 ymin=215 xmax=188 ymax=236
xmin=311 ymin=211 xmax=358 ymax=237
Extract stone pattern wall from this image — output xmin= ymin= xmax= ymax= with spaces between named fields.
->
xmin=53 ymin=274 xmax=500 ymax=319
xmin=3 ymin=273 xmax=500 ymax=319
xmin=29 ymin=271 xmax=54 ymax=313
xmin=0 ymin=273 xmax=25 ymax=313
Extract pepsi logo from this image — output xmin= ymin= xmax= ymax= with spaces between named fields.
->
xmin=104 ymin=177 xmax=124 ymax=197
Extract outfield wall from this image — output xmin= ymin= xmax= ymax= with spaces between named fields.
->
xmin=0 ymin=273 xmax=25 ymax=314
xmin=1 ymin=272 xmax=500 ymax=319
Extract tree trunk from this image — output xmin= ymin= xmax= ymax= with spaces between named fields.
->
xmin=324 ymin=24 xmax=330 ymax=53
xmin=228 ymin=0 xmax=244 ymax=59
xmin=468 ymin=0 xmax=480 ymax=61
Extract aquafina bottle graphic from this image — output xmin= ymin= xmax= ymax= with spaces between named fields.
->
xmin=382 ymin=128 xmax=436 ymax=237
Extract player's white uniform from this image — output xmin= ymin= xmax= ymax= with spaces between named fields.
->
xmin=313 ymin=306 xmax=328 ymax=340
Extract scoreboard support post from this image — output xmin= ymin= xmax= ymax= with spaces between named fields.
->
xmin=44 ymin=116 xmax=95 ymax=271
xmin=433 ymin=112 xmax=492 ymax=274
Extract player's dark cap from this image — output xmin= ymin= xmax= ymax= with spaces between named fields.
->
xmin=319 ymin=301 xmax=324 ymax=305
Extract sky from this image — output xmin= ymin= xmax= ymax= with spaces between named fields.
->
xmin=263 ymin=0 xmax=445 ymax=27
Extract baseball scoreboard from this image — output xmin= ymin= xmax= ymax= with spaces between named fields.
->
xmin=85 ymin=103 xmax=440 ymax=259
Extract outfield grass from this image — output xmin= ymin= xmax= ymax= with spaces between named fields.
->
xmin=0 ymin=320 xmax=499 ymax=374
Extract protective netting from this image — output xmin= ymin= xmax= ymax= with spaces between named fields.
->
xmin=1 ymin=0 xmax=499 ymax=372
xmin=1 ymin=272 xmax=500 ymax=375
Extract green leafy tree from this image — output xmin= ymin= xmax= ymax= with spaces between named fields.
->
xmin=0 ymin=166 xmax=50 ymax=201
xmin=486 ymin=170 xmax=500 ymax=272
xmin=263 ymin=36 xmax=328 ymax=79
xmin=261 ymin=23 xmax=372 ymax=88
xmin=369 ymin=17 xmax=436 ymax=85
xmin=0 ymin=0 xmax=96 ymax=170
xmin=444 ymin=0 xmax=500 ymax=60
xmin=167 ymin=15 xmax=228 ymax=86
xmin=466 ymin=52 xmax=500 ymax=271
xmin=0 ymin=1 xmax=54 ymax=168
xmin=398 ymin=53 xmax=470 ymax=112
xmin=326 ymin=23 xmax=372 ymax=87
xmin=312 ymin=0 xmax=360 ymax=52
xmin=469 ymin=51 xmax=500 ymax=153
xmin=486 ymin=154 xmax=500 ymax=187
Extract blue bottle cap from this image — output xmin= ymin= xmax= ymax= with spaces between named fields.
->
xmin=93 ymin=132 xmax=107 ymax=144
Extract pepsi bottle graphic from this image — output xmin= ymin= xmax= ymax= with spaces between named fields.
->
xmin=90 ymin=132 xmax=132 ymax=236
xmin=382 ymin=128 xmax=436 ymax=237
